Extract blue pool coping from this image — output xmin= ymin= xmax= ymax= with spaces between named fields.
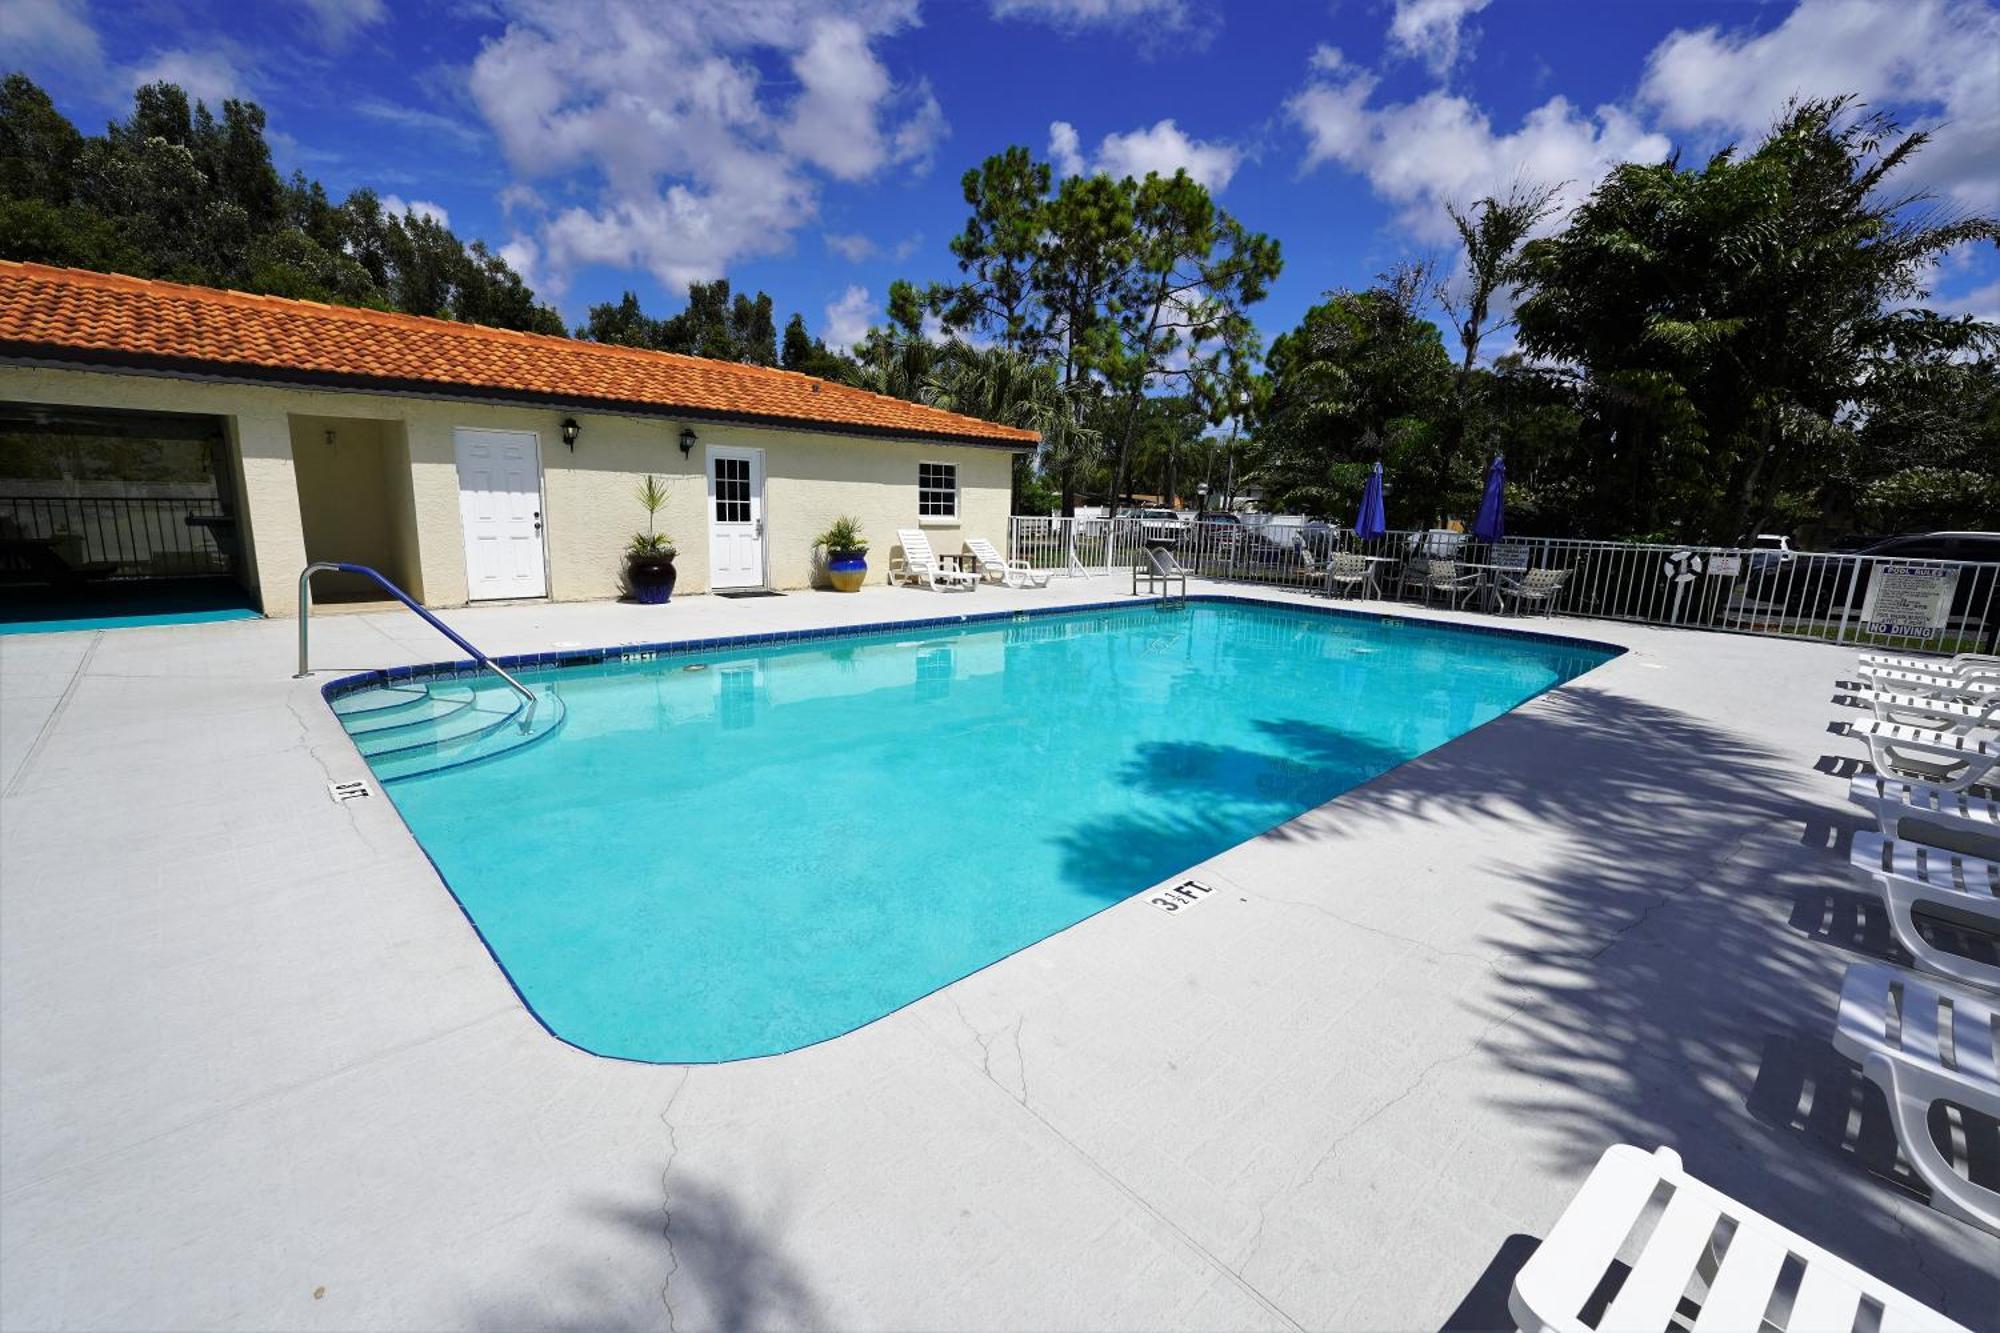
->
xmin=318 ymin=593 xmax=1628 ymax=705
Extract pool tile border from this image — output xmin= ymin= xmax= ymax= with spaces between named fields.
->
xmin=319 ymin=593 xmax=1626 ymax=705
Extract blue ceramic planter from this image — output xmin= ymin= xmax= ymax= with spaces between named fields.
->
xmin=826 ymin=553 xmax=867 ymax=592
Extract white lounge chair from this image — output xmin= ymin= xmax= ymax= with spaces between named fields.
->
xmin=1849 ymin=774 xmax=2000 ymax=848
xmin=1847 ymin=831 xmax=2000 ymax=991
xmin=1845 ymin=719 xmax=2000 ymax=793
xmin=965 ymin=537 xmax=1050 ymax=589
xmin=1509 ymin=1143 xmax=1970 ymax=1333
xmin=1832 ymin=962 xmax=2000 ymax=1236
xmin=1856 ymin=664 xmax=2000 ymax=698
xmin=1852 ymin=688 xmax=2000 ymax=734
xmin=1860 ymin=651 xmax=2000 ymax=681
xmin=889 ymin=529 xmax=977 ymax=592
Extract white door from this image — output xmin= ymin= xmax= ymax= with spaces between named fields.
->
xmin=453 ymin=427 xmax=547 ymax=600
xmin=707 ymin=447 xmax=766 ymax=590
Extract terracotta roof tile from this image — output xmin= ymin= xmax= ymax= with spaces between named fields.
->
xmin=0 ymin=262 xmax=1038 ymax=448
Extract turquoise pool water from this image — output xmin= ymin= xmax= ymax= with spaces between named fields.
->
xmin=352 ymin=600 xmax=1616 ymax=1062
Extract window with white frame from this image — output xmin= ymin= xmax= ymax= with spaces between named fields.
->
xmin=917 ymin=460 xmax=958 ymax=519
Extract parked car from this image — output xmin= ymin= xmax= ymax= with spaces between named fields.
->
xmin=1118 ymin=506 xmax=1186 ymax=546
xmin=1190 ymin=511 xmax=1245 ymax=553
xmin=1729 ymin=530 xmax=1999 ymax=637
xmin=1298 ymin=521 xmax=1342 ymax=559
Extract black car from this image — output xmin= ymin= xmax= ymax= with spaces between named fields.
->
xmin=1733 ymin=531 xmax=1999 ymax=639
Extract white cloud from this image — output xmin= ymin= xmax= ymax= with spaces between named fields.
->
xmin=381 ymin=195 xmax=451 ymax=228
xmin=497 ymin=233 xmax=543 ymax=292
xmin=291 ymin=0 xmax=386 ymax=46
xmin=823 ymin=284 xmax=875 ymax=349
xmin=355 ymin=98 xmax=483 ymax=146
xmin=1307 ymin=44 xmax=1348 ymax=74
xmin=1046 ymin=117 xmax=1242 ymax=191
xmin=1387 ymin=0 xmax=1491 ymax=77
xmin=781 ymin=18 xmax=942 ymax=180
xmin=1639 ymin=0 xmax=2000 ymax=211
xmin=990 ymin=0 xmax=1191 ymax=31
xmin=467 ymin=0 xmax=943 ymax=293
xmin=1 ymin=0 xmax=102 ymax=70
xmin=128 ymin=48 xmax=247 ymax=108
xmin=824 ymin=232 xmax=878 ymax=261
xmin=1047 ymin=121 xmax=1086 ymax=178
xmin=1287 ymin=61 xmax=1671 ymax=243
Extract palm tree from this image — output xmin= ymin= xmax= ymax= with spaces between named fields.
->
xmin=923 ymin=343 xmax=1103 ymax=510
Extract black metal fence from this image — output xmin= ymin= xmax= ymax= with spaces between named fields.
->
xmin=0 ymin=495 xmax=236 ymax=579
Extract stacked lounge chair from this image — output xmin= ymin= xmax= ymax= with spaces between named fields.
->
xmin=1829 ymin=645 xmax=2000 ymax=1235
xmin=1512 ymin=643 xmax=1997 ymax=1329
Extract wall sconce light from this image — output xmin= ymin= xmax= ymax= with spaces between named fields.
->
xmin=679 ymin=426 xmax=697 ymax=457
xmin=561 ymin=417 xmax=581 ymax=451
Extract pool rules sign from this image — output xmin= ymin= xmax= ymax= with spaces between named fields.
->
xmin=1860 ymin=563 xmax=1959 ymax=641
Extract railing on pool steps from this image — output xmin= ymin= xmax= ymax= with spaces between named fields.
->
xmin=292 ymin=562 xmax=538 ymax=731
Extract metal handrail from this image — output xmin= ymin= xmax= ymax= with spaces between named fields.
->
xmin=294 ymin=562 xmax=537 ymax=730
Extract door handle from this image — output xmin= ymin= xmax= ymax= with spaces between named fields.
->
xmin=755 ymin=519 xmax=763 ymax=537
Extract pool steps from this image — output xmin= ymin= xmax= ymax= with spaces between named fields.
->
xmin=332 ymin=680 xmax=566 ymax=782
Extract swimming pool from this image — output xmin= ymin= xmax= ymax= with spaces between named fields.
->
xmin=332 ymin=598 xmax=1617 ymax=1062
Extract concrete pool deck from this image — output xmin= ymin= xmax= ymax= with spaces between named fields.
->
xmin=1 ymin=579 xmax=1994 ymax=1330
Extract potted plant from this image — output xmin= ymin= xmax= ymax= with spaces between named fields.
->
xmin=626 ymin=475 xmax=678 ymax=604
xmin=816 ymin=515 xmax=869 ymax=592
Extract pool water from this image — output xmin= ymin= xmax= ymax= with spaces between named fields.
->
xmin=356 ymin=600 xmax=1616 ymax=1062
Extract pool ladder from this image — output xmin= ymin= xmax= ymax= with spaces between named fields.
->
xmin=1133 ymin=545 xmax=1189 ymax=602
xmin=293 ymin=562 xmax=538 ymax=732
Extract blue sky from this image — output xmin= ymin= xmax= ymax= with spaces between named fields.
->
xmin=7 ymin=0 xmax=1997 ymax=355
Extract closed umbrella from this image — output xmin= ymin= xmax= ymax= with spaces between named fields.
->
xmin=1354 ymin=462 xmax=1387 ymax=541
xmin=1472 ymin=454 xmax=1506 ymax=544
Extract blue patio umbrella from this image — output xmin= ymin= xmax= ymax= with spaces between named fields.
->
xmin=1354 ymin=462 xmax=1387 ymax=541
xmin=1472 ymin=454 xmax=1506 ymax=543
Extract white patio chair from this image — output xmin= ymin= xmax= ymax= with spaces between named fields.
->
xmin=1852 ymin=687 xmax=2000 ymax=735
xmin=1421 ymin=558 xmax=1479 ymax=609
xmin=966 ymin=537 xmax=1050 ymax=589
xmin=889 ymin=529 xmax=977 ymax=592
xmin=1849 ymin=774 xmax=2000 ymax=848
xmin=1847 ymin=831 xmax=2000 ymax=991
xmin=1324 ymin=552 xmax=1373 ymax=599
xmin=1509 ymin=1143 xmax=1969 ymax=1333
xmin=1497 ymin=568 xmax=1569 ymax=617
xmin=1832 ymin=961 xmax=2000 ymax=1236
xmin=1845 ymin=719 xmax=1999 ymax=793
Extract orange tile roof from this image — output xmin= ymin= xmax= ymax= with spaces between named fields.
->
xmin=0 ymin=262 xmax=1038 ymax=449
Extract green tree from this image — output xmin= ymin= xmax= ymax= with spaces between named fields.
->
xmin=1516 ymin=97 xmax=1998 ymax=541
xmin=0 ymin=74 xmax=560 ymax=334
xmin=1250 ymin=269 xmax=1454 ymax=519
xmin=939 ymin=146 xmax=1051 ymax=350
xmin=1095 ymin=170 xmax=1280 ymax=510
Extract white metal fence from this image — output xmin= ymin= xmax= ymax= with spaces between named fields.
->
xmin=1007 ymin=516 xmax=2000 ymax=653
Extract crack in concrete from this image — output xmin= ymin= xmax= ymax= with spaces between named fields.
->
xmin=657 ymin=1069 xmax=693 ymax=1333
xmin=1256 ymin=892 xmax=1501 ymax=969
xmin=946 ymin=994 xmax=1028 ymax=1106
xmin=1889 ymin=1203 xmax=1949 ymax=1309
xmin=3 ymin=632 xmax=100 ymax=797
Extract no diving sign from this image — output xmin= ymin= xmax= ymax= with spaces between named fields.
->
xmin=1861 ymin=563 xmax=1959 ymax=640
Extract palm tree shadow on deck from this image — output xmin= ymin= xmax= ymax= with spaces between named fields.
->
xmin=1054 ymin=681 xmax=1998 ymax=1316
xmin=467 ymin=1174 xmax=821 ymax=1332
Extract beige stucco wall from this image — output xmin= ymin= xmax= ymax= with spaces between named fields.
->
xmin=1 ymin=363 xmax=1024 ymax=616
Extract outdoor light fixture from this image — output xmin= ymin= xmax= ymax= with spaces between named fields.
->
xmin=679 ymin=426 xmax=697 ymax=457
xmin=561 ymin=417 xmax=581 ymax=451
